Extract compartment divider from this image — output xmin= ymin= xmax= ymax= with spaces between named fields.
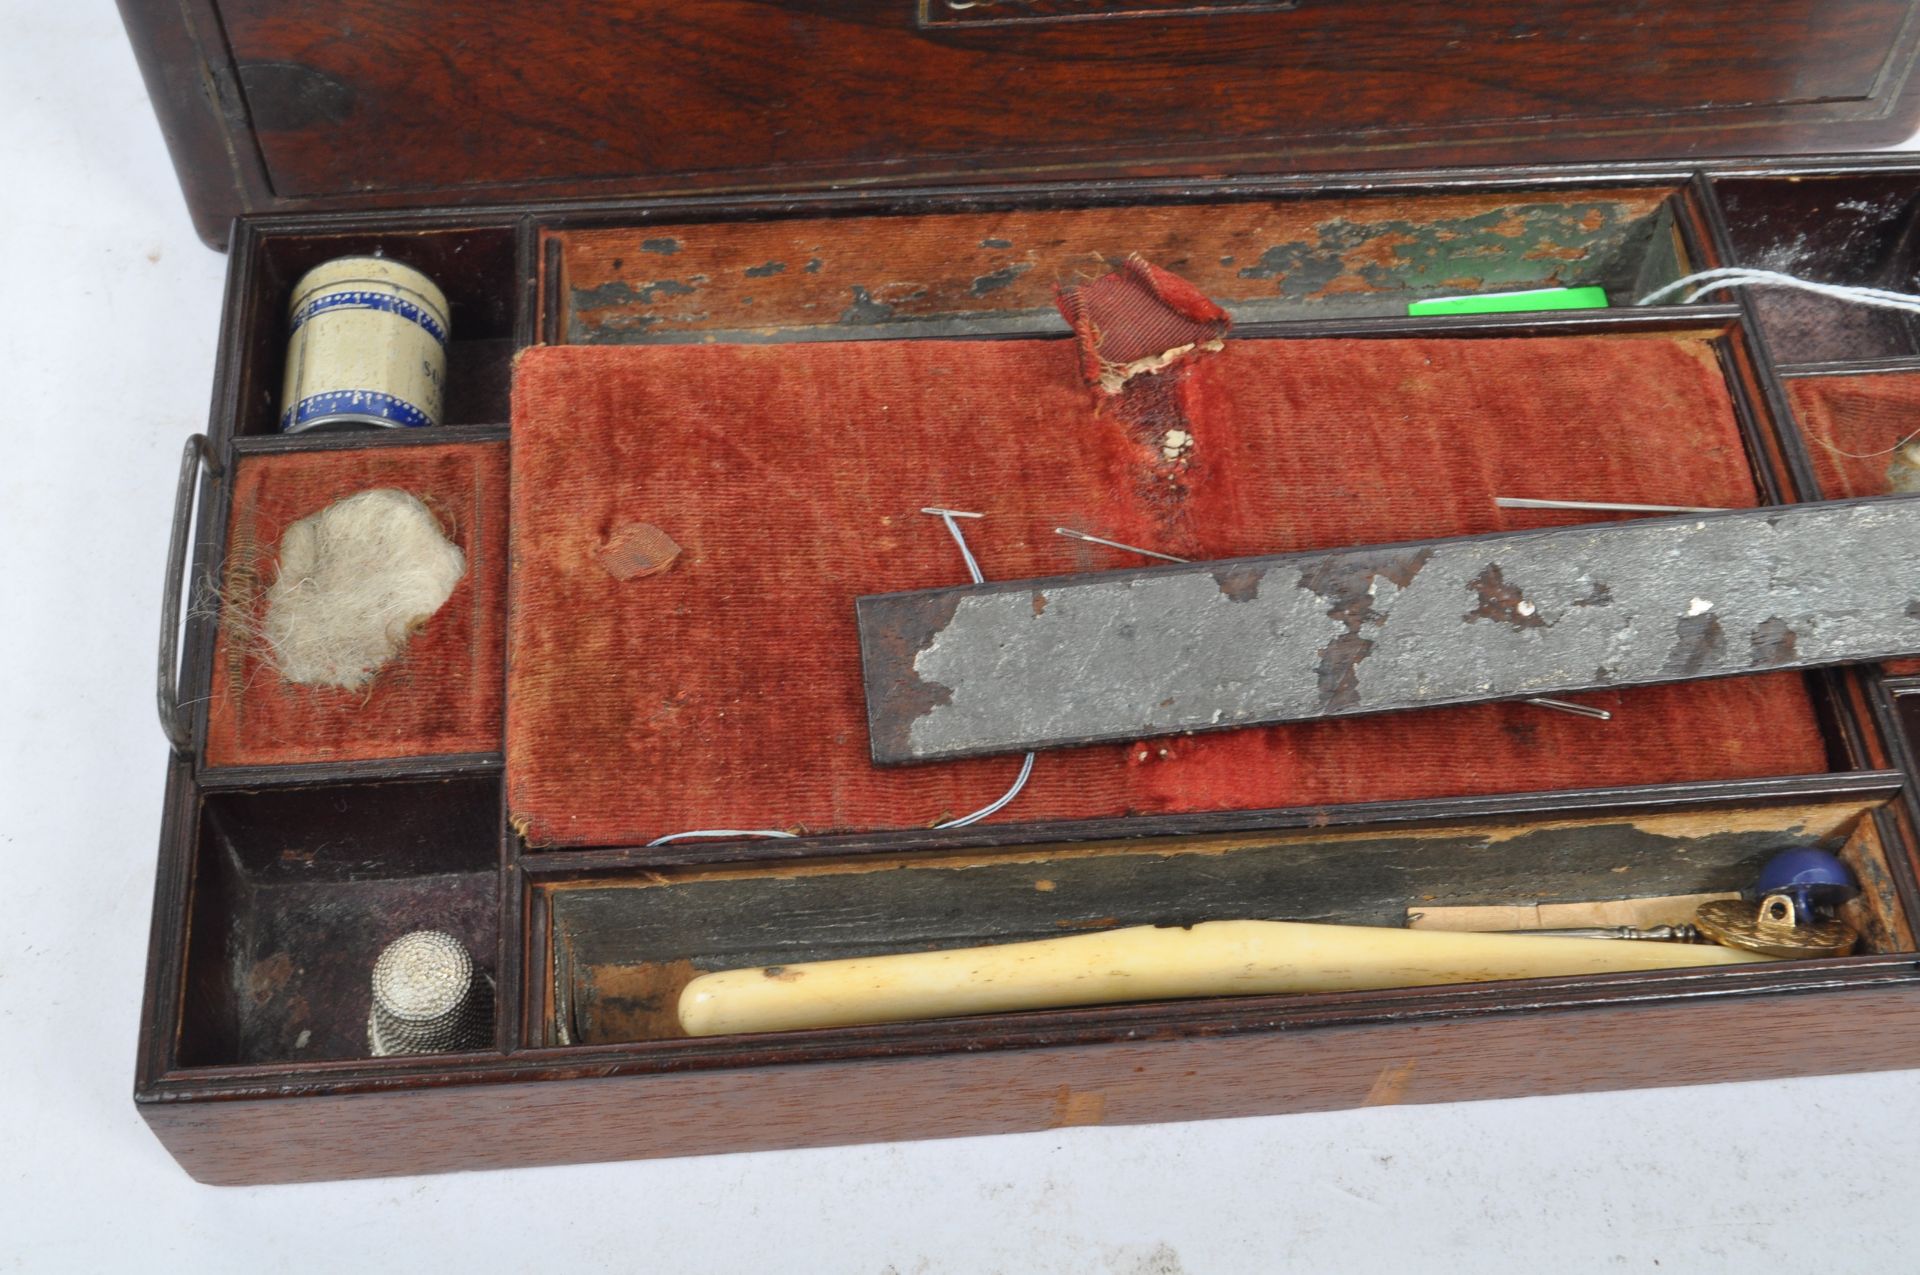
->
xmin=137 ymin=756 xmax=203 ymax=1083
xmin=1736 ymin=304 xmax=1824 ymax=501
xmin=1226 ymin=306 xmax=1740 ymax=342
xmin=498 ymin=784 xmax=527 ymax=1054
xmin=513 ymin=215 xmax=541 ymax=354
xmin=1864 ymin=676 xmax=1920 ymax=931
xmin=1686 ymin=171 xmax=1741 ymax=282
xmin=539 ymin=232 xmax=564 ymax=348
xmin=198 ymin=753 xmax=503 ymax=791
xmin=230 ymin=422 xmax=510 ymax=457
xmin=513 ymin=771 xmax=1909 ymax=879
xmin=1708 ymin=321 xmax=1799 ymax=505
xmin=1779 ymin=354 xmax=1920 ymax=378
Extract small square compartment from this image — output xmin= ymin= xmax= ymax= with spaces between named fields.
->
xmin=1781 ymin=367 xmax=1920 ymax=499
xmin=1716 ymin=175 xmax=1920 ymax=364
xmin=233 ymin=223 xmax=523 ymax=437
xmin=175 ymin=777 xmax=503 ymax=1068
xmin=203 ymin=440 xmax=509 ymax=772
xmin=1778 ymin=368 xmax=1920 ymax=681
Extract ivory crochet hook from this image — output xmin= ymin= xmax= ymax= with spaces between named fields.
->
xmin=676 ymin=920 xmax=1773 ymax=1037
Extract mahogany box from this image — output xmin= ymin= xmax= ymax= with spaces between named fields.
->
xmin=125 ymin=0 xmax=1920 ymax=1184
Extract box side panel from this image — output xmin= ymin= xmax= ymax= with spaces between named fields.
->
xmin=142 ymin=983 xmax=1920 ymax=1184
xmin=125 ymin=0 xmax=1920 ymax=247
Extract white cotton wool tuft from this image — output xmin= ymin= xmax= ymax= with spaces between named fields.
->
xmin=261 ymin=488 xmax=467 ymax=689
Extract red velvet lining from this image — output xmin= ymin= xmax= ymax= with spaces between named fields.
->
xmin=206 ymin=442 xmax=509 ymax=768
xmin=507 ymin=337 xmax=1829 ymax=848
xmin=1055 ymin=254 xmax=1231 ymax=386
xmin=1784 ymin=370 xmax=1920 ymax=675
xmin=1785 ymin=371 xmax=1920 ymax=499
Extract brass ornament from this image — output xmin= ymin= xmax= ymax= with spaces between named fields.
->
xmin=1694 ymin=892 xmax=1858 ymax=959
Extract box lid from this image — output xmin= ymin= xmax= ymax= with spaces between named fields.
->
xmin=124 ymin=0 xmax=1920 ymax=246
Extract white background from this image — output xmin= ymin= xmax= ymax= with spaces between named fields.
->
xmin=4 ymin=3 xmax=1920 ymax=1270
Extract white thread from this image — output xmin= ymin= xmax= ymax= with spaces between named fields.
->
xmin=1639 ymin=268 xmax=1920 ymax=464
xmin=940 ymin=752 xmax=1037 ymax=828
xmin=926 ymin=509 xmax=1037 ymax=829
xmin=647 ymin=829 xmax=800 ymax=846
xmin=1813 ymin=423 xmax=1920 ymax=461
xmin=641 ymin=507 xmax=1035 ymax=848
xmin=1638 ymin=267 xmax=1920 ymax=315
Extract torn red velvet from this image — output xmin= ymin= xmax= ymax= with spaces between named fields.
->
xmin=206 ymin=442 xmax=509 ymax=768
xmin=1055 ymin=254 xmax=1231 ymax=392
xmin=506 ymin=336 xmax=1829 ymax=848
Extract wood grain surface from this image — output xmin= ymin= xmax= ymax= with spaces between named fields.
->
xmin=141 ymin=979 xmax=1920 ymax=1184
xmin=120 ymin=0 xmax=1920 ymax=244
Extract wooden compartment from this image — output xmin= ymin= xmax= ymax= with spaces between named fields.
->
xmin=504 ymin=287 xmax=1867 ymax=850
xmin=174 ymin=776 xmax=502 ymax=1067
xmin=1782 ymin=366 xmax=1920 ymax=499
xmin=121 ymin=0 xmax=1920 ymax=1184
xmin=544 ymin=185 xmax=1693 ymax=346
xmin=226 ymin=223 xmax=524 ymax=437
xmin=202 ymin=440 xmax=510 ymax=774
xmin=1717 ymin=174 xmax=1920 ymax=365
xmin=1777 ymin=366 xmax=1920 ymax=678
xmin=136 ymin=166 xmax=1920 ymax=1184
xmin=540 ymin=790 xmax=1916 ymax=1048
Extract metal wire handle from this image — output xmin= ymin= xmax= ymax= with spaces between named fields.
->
xmin=157 ymin=434 xmax=220 ymax=753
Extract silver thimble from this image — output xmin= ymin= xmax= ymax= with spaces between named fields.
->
xmin=368 ymin=930 xmax=494 ymax=1057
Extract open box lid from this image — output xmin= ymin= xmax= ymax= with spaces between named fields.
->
xmin=123 ymin=1 xmax=1920 ymax=247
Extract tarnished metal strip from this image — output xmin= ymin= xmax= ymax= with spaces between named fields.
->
xmin=858 ymin=497 xmax=1920 ymax=764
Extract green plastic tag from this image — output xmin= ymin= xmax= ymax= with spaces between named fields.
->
xmin=1407 ymin=286 xmax=1610 ymax=317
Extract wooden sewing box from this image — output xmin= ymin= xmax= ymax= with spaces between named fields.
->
xmin=127 ymin=0 xmax=1920 ymax=1184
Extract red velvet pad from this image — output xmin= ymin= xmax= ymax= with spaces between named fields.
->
xmin=507 ymin=338 xmax=1829 ymax=848
xmin=1785 ymin=371 xmax=1920 ymax=499
xmin=1784 ymin=370 xmax=1920 ymax=675
xmin=206 ymin=442 xmax=509 ymax=768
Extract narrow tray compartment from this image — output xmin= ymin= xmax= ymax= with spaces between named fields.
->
xmin=232 ymin=223 xmax=521 ymax=437
xmin=1715 ymin=174 xmax=1920 ymax=364
xmin=175 ymin=776 xmax=503 ymax=1067
xmin=542 ymin=185 xmax=1693 ymax=345
xmin=536 ymin=785 xmax=1913 ymax=1047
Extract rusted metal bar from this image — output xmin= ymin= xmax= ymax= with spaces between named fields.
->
xmin=858 ymin=496 xmax=1920 ymax=764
